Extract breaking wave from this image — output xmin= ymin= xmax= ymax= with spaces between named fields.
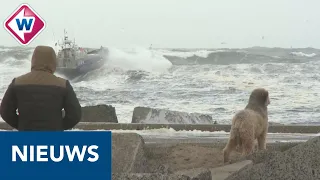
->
xmin=161 ymin=47 xmax=320 ymax=65
xmin=2 ymin=46 xmax=320 ymax=124
xmin=290 ymin=52 xmax=316 ymax=58
xmin=2 ymin=46 xmax=320 ymax=68
xmin=106 ymin=47 xmax=172 ymax=73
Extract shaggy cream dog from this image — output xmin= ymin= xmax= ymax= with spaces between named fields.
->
xmin=223 ymin=88 xmax=270 ymax=163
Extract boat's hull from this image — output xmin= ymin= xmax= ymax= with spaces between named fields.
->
xmin=76 ymin=54 xmax=106 ymax=74
xmin=56 ymin=55 xmax=107 ymax=80
xmin=55 ymin=67 xmax=80 ymax=79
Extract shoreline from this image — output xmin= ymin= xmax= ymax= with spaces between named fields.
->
xmin=0 ymin=122 xmax=319 ymax=133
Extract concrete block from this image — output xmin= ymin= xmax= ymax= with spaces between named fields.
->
xmin=81 ymin=104 xmax=118 ymax=123
xmin=112 ymin=133 xmax=147 ymax=173
xmin=132 ymin=106 xmax=212 ymax=124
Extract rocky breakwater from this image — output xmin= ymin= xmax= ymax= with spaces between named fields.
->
xmin=111 ymin=132 xmax=303 ymax=180
xmin=112 ymin=132 xmax=212 ymax=180
xmin=226 ymin=136 xmax=320 ymax=180
xmin=132 ymin=106 xmax=214 ymax=124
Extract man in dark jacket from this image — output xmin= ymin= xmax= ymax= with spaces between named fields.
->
xmin=0 ymin=45 xmax=82 ymax=131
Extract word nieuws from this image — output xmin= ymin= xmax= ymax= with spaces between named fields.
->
xmin=12 ymin=145 xmax=99 ymax=162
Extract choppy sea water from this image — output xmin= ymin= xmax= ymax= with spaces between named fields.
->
xmin=1 ymin=46 xmax=320 ymax=125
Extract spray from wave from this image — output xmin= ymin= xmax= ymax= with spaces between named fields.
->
xmin=70 ymin=47 xmax=173 ymax=91
xmin=106 ymin=47 xmax=172 ymax=73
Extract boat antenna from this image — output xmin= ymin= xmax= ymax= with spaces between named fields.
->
xmin=64 ymin=29 xmax=67 ymax=41
xmin=52 ymin=30 xmax=57 ymax=46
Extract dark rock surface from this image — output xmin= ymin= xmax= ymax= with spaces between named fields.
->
xmin=243 ymin=150 xmax=282 ymax=164
xmin=226 ymin=136 xmax=320 ymax=180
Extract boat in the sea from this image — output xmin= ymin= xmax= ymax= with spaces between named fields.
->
xmin=54 ymin=30 xmax=108 ymax=79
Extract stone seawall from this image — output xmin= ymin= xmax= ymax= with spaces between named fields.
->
xmin=0 ymin=122 xmax=319 ymax=133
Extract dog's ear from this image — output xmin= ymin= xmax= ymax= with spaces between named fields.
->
xmin=264 ymin=91 xmax=270 ymax=106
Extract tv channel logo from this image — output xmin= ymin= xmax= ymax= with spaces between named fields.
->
xmin=4 ymin=4 xmax=46 ymax=46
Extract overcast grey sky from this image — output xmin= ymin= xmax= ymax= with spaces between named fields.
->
xmin=1 ymin=0 xmax=319 ymax=48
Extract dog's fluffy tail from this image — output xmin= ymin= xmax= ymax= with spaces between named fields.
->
xmin=223 ymin=125 xmax=243 ymax=163
xmin=230 ymin=110 xmax=250 ymax=150
xmin=230 ymin=127 xmax=242 ymax=148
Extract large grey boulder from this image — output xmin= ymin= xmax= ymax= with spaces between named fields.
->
xmin=132 ymin=106 xmax=213 ymax=124
xmin=80 ymin=104 xmax=118 ymax=123
xmin=242 ymin=150 xmax=282 ymax=164
xmin=226 ymin=136 xmax=320 ymax=180
xmin=112 ymin=133 xmax=148 ymax=173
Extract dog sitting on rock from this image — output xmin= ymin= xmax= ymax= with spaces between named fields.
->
xmin=223 ymin=88 xmax=270 ymax=163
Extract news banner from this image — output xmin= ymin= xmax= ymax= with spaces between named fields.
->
xmin=0 ymin=131 xmax=112 ymax=180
